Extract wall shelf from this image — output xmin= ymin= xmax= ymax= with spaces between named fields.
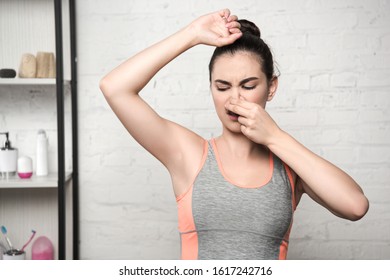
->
xmin=0 ymin=172 xmax=72 ymax=189
xmin=0 ymin=78 xmax=70 ymax=86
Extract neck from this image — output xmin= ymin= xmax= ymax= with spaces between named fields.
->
xmin=217 ymin=128 xmax=265 ymax=158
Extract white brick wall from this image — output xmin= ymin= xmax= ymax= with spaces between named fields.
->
xmin=74 ymin=0 xmax=389 ymax=259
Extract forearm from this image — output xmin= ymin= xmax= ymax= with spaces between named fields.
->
xmin=267 ymin=129 xmax=369 ymax=220
xmin=100 ymin=25 xmax=197 ymax=96
xmin=100 ymin=9 xmax=242 ymax=97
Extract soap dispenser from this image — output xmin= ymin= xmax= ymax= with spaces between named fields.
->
xmin=0 ymin=132 xmax=18 ymax=179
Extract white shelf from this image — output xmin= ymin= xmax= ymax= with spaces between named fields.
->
xmin=0 ymin=172 xmax=72 ymax=189
xmin=0 ymin=78 xmax=70 ymax=86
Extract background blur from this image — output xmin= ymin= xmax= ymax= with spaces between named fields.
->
xmin=11 ymin=0 xmax=390 ymax=259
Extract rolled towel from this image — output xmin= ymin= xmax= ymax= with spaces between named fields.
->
xmin=36 ymin=52 xmax=56 ymax=78
xmin=19 ymin=53 xmax=37 ymax=78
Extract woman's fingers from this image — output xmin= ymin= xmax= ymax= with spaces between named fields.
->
xmin=225 ymin=21 xmax=241 ymax=34
xmin=216 ymin=32 xmax=242 ymax=46
xmin=219 ymin=8 xmax=231 ymax=20
xmin=225 ymin=98 xmax=266 ymax=127
xmin=218 ymin=9 xmax=240 ymax=31
xmin=228 ymin=15 xmax=238 ymax=22
xmin=225 ymin=98 xmax=280 ymax=145
xmin=227 ymin=98 xmax=253 ymax=109
xmin=225 ymin=103 xmax=252 ymax=120
xmin=226 ymin=21 xmax=241 ymax=28
xmin=198 ymin=9 xmax=241 ymax=47
xmin=237 ymin=115 xmax=251 ymax=127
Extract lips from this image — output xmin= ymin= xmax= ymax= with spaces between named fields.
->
xmin=227 ymin=110 xmax=240 ymax=120
xmin=227 ymin=110 xmax=239 ymax=117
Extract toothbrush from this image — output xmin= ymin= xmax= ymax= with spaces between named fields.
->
xmin=0 ymin=241 xmax=6 ymax=252
xmin=20 ymin=230 xmax=36 ymax=252
xmin=1 ymin=225 xmax=13 ymax=250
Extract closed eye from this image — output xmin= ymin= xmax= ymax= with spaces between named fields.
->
xmin=214 ymin=79 xmax=231 ymax=91
xmin=242 ymin=85 xmax=256 ymax=90
xmin=217 ymin=87 xmax=229 ymax=91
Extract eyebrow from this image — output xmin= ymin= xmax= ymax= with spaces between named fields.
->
xmin=214 ymin=77 xmax=259 ymax=86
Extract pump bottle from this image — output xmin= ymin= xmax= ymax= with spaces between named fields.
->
xmin=36 ymin=130 xmax=48 ymax=176
xmin=0 ymin=132 xmax=18 ymax=178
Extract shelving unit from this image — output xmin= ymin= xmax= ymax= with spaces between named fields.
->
xmin=0 ymin=0 xmax=78 ymax=260
xmin=0 ymin=173 xmax=72 ymax=189
xmin=0 ymin=79 xmax=70 ymax=86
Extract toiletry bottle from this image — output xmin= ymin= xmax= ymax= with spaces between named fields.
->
xmin=18 ymin=156 xmax=33 ymax=179
xmin=36 ymin=130 xmax=48 ymax=176
xmin=0 ymin=132 xmax=18 ymax=178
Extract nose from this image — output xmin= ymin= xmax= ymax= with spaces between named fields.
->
xmin=231 ymin=87 xmax=241 ymax=99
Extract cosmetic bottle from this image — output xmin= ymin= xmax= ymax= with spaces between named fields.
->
xmin=18 ymin=156 xmax=33 ymax=179
xmin=0 ymin=132 xmax=18 ymax=178
xmin=36 ymin=130 xmax=49 ymax=176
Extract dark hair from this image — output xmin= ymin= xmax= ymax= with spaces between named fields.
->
xmin=208 ymin=19 xmax=275 ymax=83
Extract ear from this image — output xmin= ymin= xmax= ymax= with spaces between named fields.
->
xmin=267 ymin=76 xmax=278 ymax=101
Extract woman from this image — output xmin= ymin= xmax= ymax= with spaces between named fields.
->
xmin=100 ymin=9 xmax=369 ymax=260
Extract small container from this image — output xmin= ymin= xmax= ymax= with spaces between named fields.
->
xmin=32 ymin=236 xmax=53 ymax=260
xmin=18 ymin=156 xmax=33 ymax=179
xmin=0 ymin=132 xmax=18 ymax=178
xmin=2 ymin=249 xmax=25 ymax=260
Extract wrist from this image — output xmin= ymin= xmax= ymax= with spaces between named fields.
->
xmin=181 ymin=23 xmax=201 ymax=48
xmin=266 ymin=128 xmax=287 ymax=150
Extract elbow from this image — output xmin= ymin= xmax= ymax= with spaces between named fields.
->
xmin=99 ymin=76 xmax=116 ymax=99
xmin=99 ymin=76 xmax=137 ymax=99
xmin=347 ymin=196 xmax=369 ymax=222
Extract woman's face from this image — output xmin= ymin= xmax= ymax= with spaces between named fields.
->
xmin=210 ymin=51 xmax=278 ymax=133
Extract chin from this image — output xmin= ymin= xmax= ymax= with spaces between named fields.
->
xmin=221 ymin=119 xmax=242 ymax=134
xmin=216 ymin=111 xmax=243 ymax=134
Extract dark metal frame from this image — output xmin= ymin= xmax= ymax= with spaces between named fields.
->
xmin=54 ymin=0 xmax=79 ymax=260
xmin=69 ymin=0 xmax=79 ymax=260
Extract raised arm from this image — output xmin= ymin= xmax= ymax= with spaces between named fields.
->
xmin=99 ymin=10 xmax=241 ymax=195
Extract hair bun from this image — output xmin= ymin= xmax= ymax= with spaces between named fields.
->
xmin=238 ymin=19 xmax=261 ymax=38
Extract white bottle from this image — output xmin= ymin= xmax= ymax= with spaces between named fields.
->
xmin=36 ymin=130 xmax=48 ymax=176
